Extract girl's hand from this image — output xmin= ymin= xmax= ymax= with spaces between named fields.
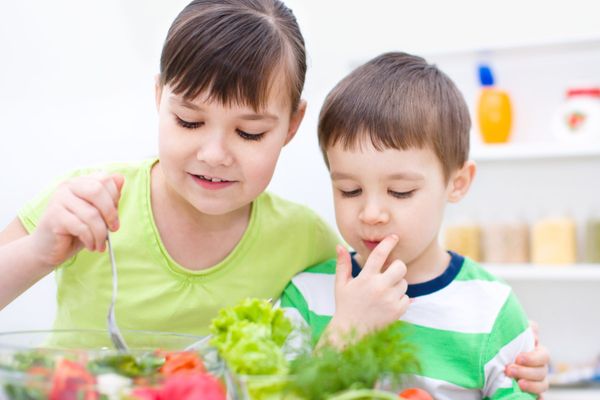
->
xmin=505 ymin=321 xmax=550 ymax=396
xmin=327 ymin=235 xmax=409 ymax=343
xmin=31 ymin=172 xmax=125 ymax=267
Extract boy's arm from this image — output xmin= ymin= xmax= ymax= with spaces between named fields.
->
xmin=482 ymin=293 xmax=537 ymax=399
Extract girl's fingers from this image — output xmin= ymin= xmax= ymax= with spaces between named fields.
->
xmin=57 ymin=208 xmax=95 ymax=251
xmin=69 ymin=178 xmax=120 ymax=231
xmin=63 ymin=193 xmax=108 ymax=251
xmin=362 ymin=235 xmax=399 ymax=275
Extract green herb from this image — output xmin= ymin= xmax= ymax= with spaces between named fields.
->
xmin=288 ymin=322 xmax=420 ymax=400
xmin=87 ymin=352 xmax=164 ymax=378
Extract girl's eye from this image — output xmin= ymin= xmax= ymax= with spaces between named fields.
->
xmin=175 ymin=116 xmax=203 ymax=129
xmin=237 ymin=129 xmax=265 ymax=141
xmin=340 ymin=189 xmax=361 ymax=198
xmin=389 ymin=189 xmax=415 ymax=199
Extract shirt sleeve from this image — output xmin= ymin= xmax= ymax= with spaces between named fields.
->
xmin=482 ymin=292 xmax=536 ymax=399
xmin=309 ymin=212 xmax=340 ymax=265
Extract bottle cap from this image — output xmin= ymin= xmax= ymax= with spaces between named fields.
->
xmin=478 ymin=64 xmax=495 ymax=86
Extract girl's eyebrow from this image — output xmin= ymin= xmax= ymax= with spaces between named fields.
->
xmin=170 ymin=96 xmax=278 ymax=121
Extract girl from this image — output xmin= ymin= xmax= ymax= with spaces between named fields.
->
xmin=0 ymin=0 xmax=548 ymax=393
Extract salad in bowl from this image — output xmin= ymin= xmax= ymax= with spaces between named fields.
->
xmin=0 ymin=329 xmax=226 ymax=400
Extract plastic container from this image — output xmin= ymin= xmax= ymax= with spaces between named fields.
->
xmin=530 ymin=216 xmax=577 ymax=265
xmin=477 ymin=64 xmax=513 ymax=144
xmin=482 ymin=221 xmax=529 ymax=263
xmin=552 ymin=86 xmax=600 ymax=142
xmin=444 ymin=223 xmax=481 ymax=261
xmin=585 ymin=216 xmax=600 ymax=263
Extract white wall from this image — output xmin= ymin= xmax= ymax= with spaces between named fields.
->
xmin=1 ymin=0 xmax=599 ymax=340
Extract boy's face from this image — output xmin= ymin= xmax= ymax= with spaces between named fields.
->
xmin=327 ymin=140 xmax=456 ymax=272
xmin=154 ymin=81 xmax=305 ymax=216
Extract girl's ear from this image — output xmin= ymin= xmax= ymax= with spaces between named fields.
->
xmin=284 ymin=100 xmax=307 ymax=146
xmin=447 ymin=160 xmax=476 ymax=203
xmin=154 ymin=74 xmax=162 ymax=112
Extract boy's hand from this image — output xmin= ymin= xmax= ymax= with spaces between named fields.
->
xmin=31 ymin=172 xmax=125 ymax=268
xmin=328 ymin=235 xmax=409 ymax=342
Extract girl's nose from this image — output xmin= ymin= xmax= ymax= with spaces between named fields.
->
xmin=358 ymin=199 xmax=390 ymax=225
xmin=196 ymin=133 xmax=234 ymax=167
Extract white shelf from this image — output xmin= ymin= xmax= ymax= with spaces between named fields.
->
xmin=471 ymin=141 xmax=600 ymax=162
xmin=545 ymin=387 xmax=600 ymax=400
xmin=484 ymin=264 xmax=600 ymax=281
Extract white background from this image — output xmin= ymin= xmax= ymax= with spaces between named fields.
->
xmin=1 ymin=0 xmax=600 ymax=381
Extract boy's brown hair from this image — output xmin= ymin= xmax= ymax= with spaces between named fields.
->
xmin=160 ymin=0 xmax=306 ymax=112
xmin=318 ymin=52 xmax=471 ymax=181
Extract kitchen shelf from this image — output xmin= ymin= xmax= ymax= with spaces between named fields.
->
xmin=471 ymin=141 xmax=600 ymax=162
xmin=484 ymin=264 xmax=600 ymax=281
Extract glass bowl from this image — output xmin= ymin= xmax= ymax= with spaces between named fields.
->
xmin=0 ymin=329 xmax=224 ymax=400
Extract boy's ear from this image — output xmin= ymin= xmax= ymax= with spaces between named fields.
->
xmin=284 ymin=100 xmax=307 ymax=146
xmin=154 ymin=74 xmax=162 ymax=112
xmin=447 ymin=160 xmax=476 ymax=203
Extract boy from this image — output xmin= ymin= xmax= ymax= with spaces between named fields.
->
xmin=281 ymin=52 xmax=536 ymax=399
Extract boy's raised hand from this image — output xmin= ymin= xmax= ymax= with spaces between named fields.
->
xmin=326 ymin=235 xmax=410 ymax=345
xmin=31 ymin=172 xmax=124 ymax=268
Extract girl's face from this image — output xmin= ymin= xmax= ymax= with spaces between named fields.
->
xmin=155 ymin=82 xmax=304 ymax=216
xmin=327 ymin=141 xmax=453 ymax=273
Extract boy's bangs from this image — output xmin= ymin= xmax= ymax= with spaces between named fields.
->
xmin=161 ymin=11 xmax=290 ymax=111
xmin=321 ymin=85 xmax=439 ymax=154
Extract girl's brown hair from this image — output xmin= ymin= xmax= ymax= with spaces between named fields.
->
xmin=160 ymin=0 xmax=306 ymax=112
xmin=318 ymin=52 xmax=471 ymax=181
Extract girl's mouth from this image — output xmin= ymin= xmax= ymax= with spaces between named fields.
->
xmin=190 ymin=174 xmax=235 ymax=190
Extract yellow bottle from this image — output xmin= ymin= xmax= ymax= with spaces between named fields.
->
xmin=477 ymin=64 xmax=512 ymax=144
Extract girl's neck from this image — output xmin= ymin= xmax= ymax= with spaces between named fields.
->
xmin=149 ymin=162 xmax=252 ymax=270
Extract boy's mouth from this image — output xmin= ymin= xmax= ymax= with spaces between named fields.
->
xmin=363 ymin=240 xmax=382 ymax=250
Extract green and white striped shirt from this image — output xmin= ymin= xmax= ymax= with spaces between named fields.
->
xmin=280 ymin=252 xmax=535 ymax=400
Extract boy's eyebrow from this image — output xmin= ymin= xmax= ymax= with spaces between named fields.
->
xmin=331 ymin=171 xmax=424 ymax=181
xmin=170 ymin=96 xmax=278 ymax=121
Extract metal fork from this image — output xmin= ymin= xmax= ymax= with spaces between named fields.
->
xmin=107 ymin=233 xmax=129 ymax=352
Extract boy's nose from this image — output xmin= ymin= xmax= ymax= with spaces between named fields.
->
xmin=358 ymin=200 xmax=390 ymax=225
xmin=196 ymin=134 xmax=234 ymax=167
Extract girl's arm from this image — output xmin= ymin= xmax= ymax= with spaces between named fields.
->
xmin=0 ymin=173 xmax=124 ymax=310
xmin=0 ymin=219 xmax=52 ymax=309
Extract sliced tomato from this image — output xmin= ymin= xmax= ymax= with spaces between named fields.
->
xmin=50 ymin=358 xmax=98 ymax=400
xmin=159 ymin=351 xmax=206 ymax=377
xmin=399 ymin=387 xmax=434 ymax=400
xmin=161 ymin=373 xmax=226 ymax=400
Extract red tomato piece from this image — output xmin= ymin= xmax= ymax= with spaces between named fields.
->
xmin=399 ymin=387 xmax=434 ymax=400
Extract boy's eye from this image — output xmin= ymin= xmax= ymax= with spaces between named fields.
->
xmin=340 ymin=189 xmax=361 ymax=198
xmin=237 ymin=129 xmax=265 ymax=141
xmin=175 ymin=116 xmax=203 ymax=129
xmin=389 ymin=189 xmax=415 ymax=199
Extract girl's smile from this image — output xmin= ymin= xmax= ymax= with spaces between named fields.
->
xmin=190 ymin=173 xmax=236 ymax=190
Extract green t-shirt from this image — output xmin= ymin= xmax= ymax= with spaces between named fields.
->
xmin=19 ymin=158 xmax=339 ymax=343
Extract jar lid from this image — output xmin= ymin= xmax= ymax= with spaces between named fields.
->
xmin=566 ymin=88 xmax=600 ymax=97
